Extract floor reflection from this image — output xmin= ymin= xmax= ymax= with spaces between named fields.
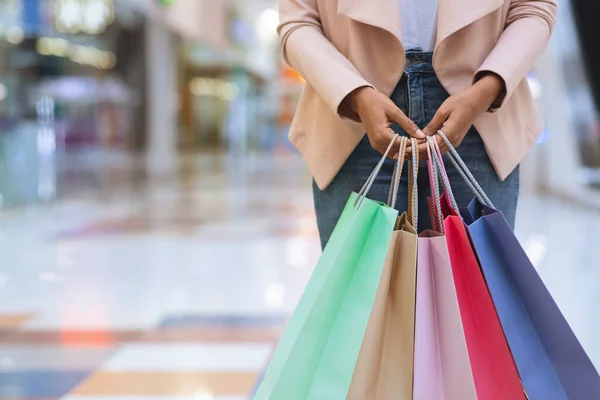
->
xmin=0 ymin=152 xmax=599 ymax=398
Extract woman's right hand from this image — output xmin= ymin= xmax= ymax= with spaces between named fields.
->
xmin=345 ymin=87 xmax=425 ymax=158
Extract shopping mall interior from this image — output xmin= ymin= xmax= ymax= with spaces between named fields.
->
xmin=1 ymin=0 xmax=600 ymax=398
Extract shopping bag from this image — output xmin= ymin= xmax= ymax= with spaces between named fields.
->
xmin=465 ymin=199 xmax=600 ymax=400
xmin=348 ymin=138 xmax=418 ymax=399
xmin=429 ymin=140 xmax=525 ymax=400
xmin=442 ymin=201 xmax=525 ymax=399
xmin=437 ymin=130 xmax=600 ymax=400
xmin=413 ymin=137 xmax=478 ymax=400
xmin=254 ymin=136 xmax=402 ymax=400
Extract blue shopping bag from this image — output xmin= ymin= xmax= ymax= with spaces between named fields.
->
xmin=463 ymin=200 xmax=600 ymax=400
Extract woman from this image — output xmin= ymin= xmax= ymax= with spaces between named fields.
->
xmin=278 ymin=0 xmax=557 ymax=248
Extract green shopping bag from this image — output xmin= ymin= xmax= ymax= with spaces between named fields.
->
xmin=254 ymin=137 xmax=404 ymax=400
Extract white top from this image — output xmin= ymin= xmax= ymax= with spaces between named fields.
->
xmin=399 ymin=0 xmax=438 ymax=52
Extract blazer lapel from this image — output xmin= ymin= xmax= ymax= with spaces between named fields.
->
xmin=436 ymin=0 xmax=503 ymax=47
xmin=338 ymin=0 xmax=402 ymax=41
xmin=338 ymin=0 xmax=503 ymax=49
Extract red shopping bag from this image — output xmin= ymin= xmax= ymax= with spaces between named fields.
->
xmin=429 ymin=138 xmax=525 ymax=400
xmin=441 ymin=195 xmax=525 ymax=400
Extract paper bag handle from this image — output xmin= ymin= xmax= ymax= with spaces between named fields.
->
xmin=355 ymin=134 xmax=400 ymax=209
xmin=436 ymin=130 xmax=494 ymax=208
xmin=387 ymin=136 xmax=408 ymax=208
xmin=407 ymin=138 xmax=419 ymax=230
xmin=426 ymin=136 xmax=444 ymax=233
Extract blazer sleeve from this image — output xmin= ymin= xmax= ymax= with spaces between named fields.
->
xmin=474 ymin=0 xmax=557 ymax=111
xmin=278 ymin=0 xmax=372 ymax=120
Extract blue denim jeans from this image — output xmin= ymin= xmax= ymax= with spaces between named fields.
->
xmin=313 ymin=51 xmax=520 ymax=248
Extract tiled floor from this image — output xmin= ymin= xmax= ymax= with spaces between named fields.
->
xmin=1 ymin=151 xmax=599 ymax=399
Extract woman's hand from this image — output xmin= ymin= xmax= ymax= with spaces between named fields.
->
xmin=407 ymin=73 xmax=505 ymax=159
xmin=346 ymin=87 xmax=425 ymax=159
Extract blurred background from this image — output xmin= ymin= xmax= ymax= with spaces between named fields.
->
xmin=0 ymin=0 xmax=599 ymax=399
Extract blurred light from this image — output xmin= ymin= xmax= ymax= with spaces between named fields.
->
xmin=36 ymin=96 xmax=55 ymax=119
xmin=528 ymin=76 xmax=542 ymax=99
xmin=37 ymin=127 xmax=57 ymax=155
xmin=36 ymin=38 xmax=50 ymax=55
xmin=83 ymin=0 xmax=115 ymax=34
xmin=37 ymin=37 xmax=116 ymax=69
xmin=265 ymin=282 xmax=286 ymax=308
xmin=55 ymin=0 xmax=80 ymax=32
xmin=286 ymin=238 xmax=309 ymax=268
xmin=523 ymin=234 xmax=548 ymax=268
xmin=97 ymin=51 xmax=116 ymax=69
xmin=55 ymin=0 xmax=115 ymax=34
xmin=190 ymin=78 xmax=239 ymax=100
xmin=537 ymin=129 xmax=549 ymax=144
xmin=0 ymin=83 xmax=7 ymax=101
xmin=189 ymin=77 xmax=212 ymax=96
xmin=69 ymin=44 xmax=95 ymax=64
xmin=38 ymin=37 xmax=70 ymax=57
xmin=5 ymin=26 xmax=23 ymax=44
xmin=256 ymin=8 xmax=279 ymax=44
xmin=219 ymin=82 xmax=239 ymax=101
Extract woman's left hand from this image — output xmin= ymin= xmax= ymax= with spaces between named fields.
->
xmin=406 ymin=73 xmax=505 ymax=159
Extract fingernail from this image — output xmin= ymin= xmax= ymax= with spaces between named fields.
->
xmin=416 ymin=129 xmax=426 ymax=138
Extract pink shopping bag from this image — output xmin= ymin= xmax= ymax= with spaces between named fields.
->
xmin=413 ymin=136 xmax=477 ymax=400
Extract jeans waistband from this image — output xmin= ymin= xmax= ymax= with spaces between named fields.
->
xmin=405 ymin=50 xmax=433 ymax=71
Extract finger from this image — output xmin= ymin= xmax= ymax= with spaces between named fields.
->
xmin=370 ymin=127 xmax=401 ymax=159
xmin=440 ymin=118 xmax=467 ymax=149
xmin=424 ymin=133 xmax=448 ymax=155
xmin=388 ymin=107 xmax=425 ymax=139
xmin=406 ymin=136 xmax=430 ymax=148
xmin=384 ymin=127 xmax=402 ymax=159
xmin=404 ymin=136 xmax=428 ymax=158
xmin=418 ymin=143 xmax=429 ymax=161
xmin=436 ymin=134 xmax=449 ymax=154
xmin=406 ymin=141 xmax=430 ymax=160
xmin=423 ymin=105 xmax=451 ymax=136
xmin=406 ymin=137 xmax=427 ymax=149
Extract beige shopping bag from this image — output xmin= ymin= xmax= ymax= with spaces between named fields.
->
xmin=347 ymin=212 xmax=418 ymax=400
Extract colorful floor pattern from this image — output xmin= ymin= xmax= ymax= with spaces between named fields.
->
xmin=0 ymin=314 xmax=283 ymax=399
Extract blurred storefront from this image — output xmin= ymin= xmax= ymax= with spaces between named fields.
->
xmin=0 ymin=0 xmax=285 ymax=208
xmin=524 ymin=0 xmax=600 ymax=207
xmin=0 ymin=0 xmax=320 ymax=208
xmin=176 ymin=0 xmax=281 ymax=153
xmin=0 ymin=0 xmax=147 ymax=207
xmin=0 ymin=0 xmax=286 ymax=207
xmin=181 ymin=59 xmax=266 ymax=152
xmin=1 ymin=0 xmax=137 ymax=150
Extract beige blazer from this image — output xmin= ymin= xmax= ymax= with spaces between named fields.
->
xmin=278 ymin=0 xmax=557 ymax=189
